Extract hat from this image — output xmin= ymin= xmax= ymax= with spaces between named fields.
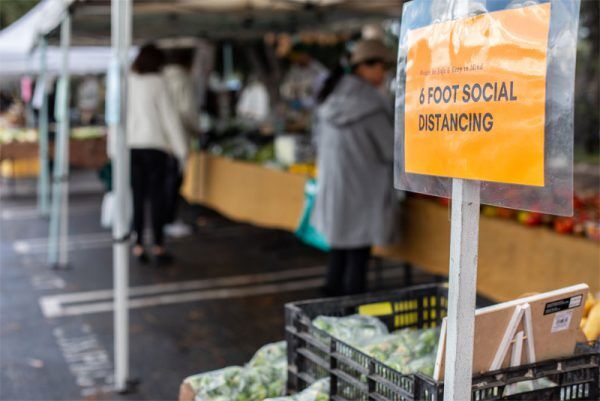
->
xmin=350 ymin=39 xmax=394 ymax=66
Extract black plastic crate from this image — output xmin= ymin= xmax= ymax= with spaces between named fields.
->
xmin=285 ymin=283 xmax=600 ymax=400
xmin=285 ymin=284 xmax=449 ymax=393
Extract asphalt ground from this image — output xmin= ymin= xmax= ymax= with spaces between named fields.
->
xmin=0 ymin=170 xmax=439 ymax=401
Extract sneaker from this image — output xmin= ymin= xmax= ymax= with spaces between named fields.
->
xmin=164 ymin=220 xmax=193 ymax=238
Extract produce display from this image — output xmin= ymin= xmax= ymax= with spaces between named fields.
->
xmin=183 ymin=341 xmax=287 ymax=401
xmin=312 ymin=314 xmax=389 ymax=346
xmin=581 ymin=293 xmax=600 ymax=341
xmin=70 ymin=126 xmax=106 ymax=140
xmin=361 ymin=327 xmax=440 ymax=377
xmin=0 ymin=128 xmax=37 ymax=144
xmin=312 ymin=314 xmax=439 ymax=377
xmin=265 ymin=378 xmax=329 ymax=401
xmin=184 ymin=366 xmax=244 ymax=400
xmin=427 ymin=194 xmax=600 ymax=242
xmin=183 ymin=309 xmax=592 ymax=401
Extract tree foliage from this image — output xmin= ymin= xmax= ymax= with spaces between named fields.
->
xmin=0 ymin=0 xmax=39 ymax=30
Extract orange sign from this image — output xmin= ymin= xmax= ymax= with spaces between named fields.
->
xmin=404 ymin=4 xmax=551 ymax=186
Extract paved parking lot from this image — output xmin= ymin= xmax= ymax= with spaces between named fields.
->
xmin=0 ymin=171 xmax=435 ymax=401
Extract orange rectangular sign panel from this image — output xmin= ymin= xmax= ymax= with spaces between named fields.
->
xmin=404 ymin=4 xmax=551 ymax=186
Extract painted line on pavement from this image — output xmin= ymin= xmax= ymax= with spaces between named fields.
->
xmin=39 ymin=265 xmax=407 ymax=318
xmin=1 ymin=202 xmax=99 ymax=221
xmin=39 ymin=266 xmax=325 ymax=317
xmin=13 ymin=225 xmax=256 ymax=254
xmin=48 ymin=277 xmax=324 ymax=318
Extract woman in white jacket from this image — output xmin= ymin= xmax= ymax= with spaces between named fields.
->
xmin=127 ymin=44 xmax=188 ymax=264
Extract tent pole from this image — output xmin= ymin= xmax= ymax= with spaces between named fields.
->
xmin=38 ymin=37 xmax=50 ymax=217
xmin=110 ymin=0 xmax=132 ymax=392
xmin=48 ymin=12 xmax=71 ymax=269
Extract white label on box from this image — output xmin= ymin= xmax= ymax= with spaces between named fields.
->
xmin=551 ymin=310 xmax=572 ymax=333
xmin=569 ymin=295 xmax=583 ymax=309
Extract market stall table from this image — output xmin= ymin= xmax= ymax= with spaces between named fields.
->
xmin=182 ymin=151 xmax=600 ymax=302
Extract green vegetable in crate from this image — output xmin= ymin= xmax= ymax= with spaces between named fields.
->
xmin=184 ymin=366 xmax=244 ymax=401
xmin=247 ymin=341 xmax=287 ymax=368
xmin=237 ymin=359 xmax=287 ymax=400
xmin=406 ymin=354 xmax=436 ymax=377
xmin=265 ymin=378 xmax=330 ymax=401
xmin=361 ymin=327 xmax=440 ymax=377
xmin=503 ymin=377 xmax=557 ymax=397
xmin=312 ymin=314 xmax=388 ymax=346
xmin=183 ymin=341 xmax=287 ymax=401
xmin=237 ymin=341 xmax=287 ymax=400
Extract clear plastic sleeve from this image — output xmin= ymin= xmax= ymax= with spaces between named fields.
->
xmin=394 ymin=0 xmax=581 ymax=216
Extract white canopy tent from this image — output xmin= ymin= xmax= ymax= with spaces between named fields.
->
xmin=0 ymin=0 xmax=404 ymax=394
xmin=0 ymin=0 xmax=75 ymax=54
xmin=0 ymin=46 xmax=135 ymax=80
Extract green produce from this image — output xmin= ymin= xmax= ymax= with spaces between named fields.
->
xmin=71 ymin=126 xmax=105 ymax=140
xmin=361 ymin=327 xmax=440 ymax=376
xmin=184 ymin=366 xmax=244 ymax=401
xmin=0 ymin=128 xmax=37 ymax=144
xmin=252 ymin=143 xmax=275 ymax=164
xmin=238 ymin=341 xmax=287 ymax=401
xmin=503 ymin=378 xmax=557 ymax=397
xmin=312 ymin=314 xmax=389 ymax=346
xmin=265 ymin=378 xmax=330 ymax=401
xmin=184 ymin=341 xmax=287 ymax=401
xmin=247 ymin=341 xmax=287 ymax=369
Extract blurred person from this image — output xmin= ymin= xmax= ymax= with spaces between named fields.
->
xmin=128 ymin=44 xmax=189 ymax=264
xmin=312 ymin=39 xmax=396 ymax=296
xmin=77 ymin=75 xmax=101 ymax=125
xmin=162 ymin=48 xmax=198 ymax=238
xmin=280 ymin=43 xmax=328 ymax=111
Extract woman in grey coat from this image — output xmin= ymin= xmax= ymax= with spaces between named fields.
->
xmin=312 ymin=39 xmax=396 ymax=296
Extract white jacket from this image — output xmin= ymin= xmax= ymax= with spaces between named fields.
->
xmin=163 ymin=65 xmax=198 ymax=136
xmin=127 ymin=73 xmax=188 ymax=161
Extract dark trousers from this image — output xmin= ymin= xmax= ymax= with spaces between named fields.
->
xmin=164 ymin=155 xmax=183 ymax=224
xmin=325 ymin=247 xmax=371 ymax=296
xmin=131 ymin=149 xmax=168 ymax=247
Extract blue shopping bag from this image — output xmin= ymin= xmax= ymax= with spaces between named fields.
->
xmin=295 ymin=179 xmax=330 ymax=252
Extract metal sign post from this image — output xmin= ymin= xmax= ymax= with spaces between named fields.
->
xmin=443 ymin=178 xmax=480 ymax=401
xmin=110 ymin=0 xmax=132 ymax=392
xmin=48 ymin=12 xmax=71 ymax=269
xmin=442 ymin=3 xmax=479 ymax=401
xmin=38 ymin=37 xmax=50 ymax=217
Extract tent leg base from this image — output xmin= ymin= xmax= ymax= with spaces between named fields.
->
xmin=117 ymin=378 xmax=140 ymax=394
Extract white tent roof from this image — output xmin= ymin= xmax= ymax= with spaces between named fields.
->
xmin=59 ymin=0 xmax=403 ymax=44
xmin=0 ymin=0 xmax=402 ymax=49
xmin=0 ymin=46 xmax=137 ymax=80
xmin=0 ymin=0 xmax=75 ymax=54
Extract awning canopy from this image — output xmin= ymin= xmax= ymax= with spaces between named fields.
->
xmin=0 ymin=0 xmax=403 ymax=59
xmin=0 ymin=46 xmax=137 ymax=81
xmin=0 ymin=0 xmax=75 ymax=54
xmin=56 ymin=0 xmax=403 ymax=44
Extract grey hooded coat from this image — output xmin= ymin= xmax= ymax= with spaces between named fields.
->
xmin=312 ymin=74 xmax=397 ymax=248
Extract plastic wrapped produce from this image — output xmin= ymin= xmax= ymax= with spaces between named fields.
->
xmin=247 ymin=341 xmax=287 ymax=369
xmin=312 ymin=315 xmax=389 ymax=346
xmin=265 ymin=378 xmax=330 ymax=401
xmin=361 ymin=327 xmax=440 ymax=376
xmin=238 ymin=341 xmax=287 ymax=400
xmin=183 ymin=341 xmax=287 ymax=401
xmin=184 ymin=366 xmax=244 ymax=401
